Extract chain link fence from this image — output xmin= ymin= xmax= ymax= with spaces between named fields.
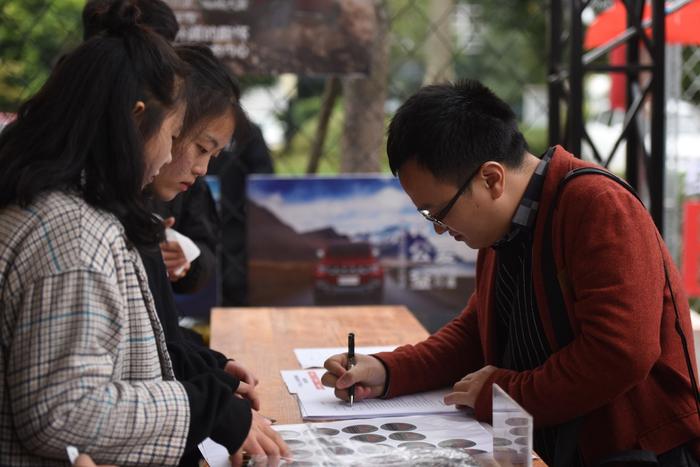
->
xmin=0 ymin=0 xmax=83 ymax=111
xmin=0 ymin=0 xmax=551 ymax=173
xmin=1 ymin=0 xmax=698 ymax=176
xmin=265 ymin=0 xmax=551 ymax=175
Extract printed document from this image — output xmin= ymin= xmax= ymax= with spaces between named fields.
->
xmin=281 ymin=369 xmax=458 ymax=420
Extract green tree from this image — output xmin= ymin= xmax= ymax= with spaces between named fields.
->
xmin=0 ymin=0 xmax=83 ymax=111
xmin=453 ymin=0 xmax=547 ymax=111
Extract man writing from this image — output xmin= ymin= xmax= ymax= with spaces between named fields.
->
xmin=322 ymin=80 xmax=700 ymax=466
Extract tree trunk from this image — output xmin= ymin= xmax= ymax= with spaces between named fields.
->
xmin=423 ymin=0 xmax=455 ymax=85
xmin=340 ymin=0 xmax=389 ymax=173
xmin=306 ymin=77 xmax=341 ymax=174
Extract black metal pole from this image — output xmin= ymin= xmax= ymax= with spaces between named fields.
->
xmin=568 ymin=0 xmax=583 ymax=157
xmin=548 ymin=0 xmax=562 ymax=147
xmin=650 ymin=0 xmax=666 ymax=234
xmin=625 ymin=0 xmax=641 ymax=189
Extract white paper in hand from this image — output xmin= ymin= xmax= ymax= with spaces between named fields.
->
xmin=164 ymin=228 xmax=201 ymax=275
xmin=198 ymin=438 xmax=230 ymax=467
xmin=65 ymin=446 xmax=79 ymax=464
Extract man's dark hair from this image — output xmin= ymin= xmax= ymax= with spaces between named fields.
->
xmin=175 ymin=44 xmax=248 ymax=146
xmin=387 ymin=79 xmax=528 ymax=186
xmin=83 ymin=0 xmax=179 ymax=41
xmin=0 ymin=0 xmax=188 ymax=247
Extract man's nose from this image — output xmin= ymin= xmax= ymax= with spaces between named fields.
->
xmin=433 ymin=223 xmax=448 ymax=235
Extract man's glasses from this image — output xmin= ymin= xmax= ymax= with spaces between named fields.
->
xmin=418 ymin=164 xmax=483 ymax=229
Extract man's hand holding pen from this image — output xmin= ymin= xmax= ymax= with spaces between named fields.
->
xmin=321 ymin=353 xmax=387 ymax=402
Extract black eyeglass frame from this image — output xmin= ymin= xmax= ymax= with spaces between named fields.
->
xmin=418 ymin=163 xmax=483 ymax=228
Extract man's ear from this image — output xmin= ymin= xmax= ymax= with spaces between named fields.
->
xmin=132 ymin=100 xmax=146 ymax=117
xmin=480 ymin=162 xmax=505 ymax=199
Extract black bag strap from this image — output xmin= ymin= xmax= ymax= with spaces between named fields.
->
xmin=542 ymin=167 xmax=642 ymax=349
xmin=542 ymin=165 xmax=700 ymax=466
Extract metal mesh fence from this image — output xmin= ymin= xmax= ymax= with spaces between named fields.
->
xmin=266 ymin=0 xmax=551 ymax=175
xmin=0 ymin=0 xmax=83 ymax=111
xmin=682 ymin=46 xmax=700 ymax=102
xmin=1 ymin=0 xmax=697 ymax=176
xmin=0 ymin=0 xmax=551 ymax=174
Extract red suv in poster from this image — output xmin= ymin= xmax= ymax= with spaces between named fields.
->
xmin=313 ymin=241 xmax=383 ymax=304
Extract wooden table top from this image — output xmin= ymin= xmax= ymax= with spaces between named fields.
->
xmin=210 ymin=305 xmax=545 ymax=466
xmin=210 ymin=305 xmax=429 ymax=424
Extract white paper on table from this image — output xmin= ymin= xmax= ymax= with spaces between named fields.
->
xmin=300 ymin=387 xmax=459 ymax=420
xmin=198 ymin=437 xmax=230 ymax=467
xmin=294 ymin=345 xmax=397 ymax=368
xmin=281 ymin=369 xmax=327 ymax=395
xmin=165 ymin=227 xmax=201 ymax=275
xmin=280 ymin=369 xmax=458 ymax=420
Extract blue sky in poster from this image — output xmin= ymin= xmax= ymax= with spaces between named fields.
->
xmin=247 ymin=174 xmax=477 ymax=261
xmin=247 ymin=175 xmax=401 ymax=204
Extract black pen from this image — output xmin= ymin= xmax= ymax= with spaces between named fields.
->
xmin=347 ymin=332 xmax=356 ymax=406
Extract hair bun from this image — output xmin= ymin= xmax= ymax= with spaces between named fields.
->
xmin=97 ymin=0 xmax=142 ymax=37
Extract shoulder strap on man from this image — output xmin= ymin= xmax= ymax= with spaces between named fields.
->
xmin=541 ymin=163 xmax=699 ymax=466
xmin=542 ymin=165 xmax=640 ymax=348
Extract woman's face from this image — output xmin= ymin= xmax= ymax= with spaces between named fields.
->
xmin=150 ymin=111 xmax=235 ymax=201
xmin=142 ymin=103 xmax=186 ymax=188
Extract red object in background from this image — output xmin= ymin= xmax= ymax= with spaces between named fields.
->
xmin=585 ymin=0 xmax=700 ymax=49
xmin=682 ymin=201 xmax=700 ymax=296
xmin=609 ymin=43 xmax=627 ymax=110
xmin=313 ymin=242 xmax=383 ymax=305
xmin=585 ymin=1 xmax=700 ymax=114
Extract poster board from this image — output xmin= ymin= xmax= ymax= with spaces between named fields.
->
xmin=246 ymin=175 xmax=477 ymax=331
xmin=167 ymin=0 xmax=376 ymax=75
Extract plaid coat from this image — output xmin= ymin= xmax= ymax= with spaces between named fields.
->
xmin=0 ymin=191 xmax=190 ymax=466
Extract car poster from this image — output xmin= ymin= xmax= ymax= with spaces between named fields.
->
xmin=246 ymin=174 xmax=477 ymax=332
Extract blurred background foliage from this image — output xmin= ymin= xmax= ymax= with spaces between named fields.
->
xmin=0 ymin=0 xmax=83 ymax=110
xmin=0 ymin=0 xmax=560 ymax=173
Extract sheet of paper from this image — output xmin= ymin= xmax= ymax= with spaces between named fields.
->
xmin=165 ymin=228 xmax=201 ymax=275
xmin=300 ymin=388 xmax=459 ymax=420
xmin=281 ymin=369 xmax=327 ymax=394
xmin=198 ymin=437 xmax=230 ymax=467
xmin=274 ymin=413 xmax=492 ymax=463
xmin=65 ymin=446 xmax=79 ymax=464
xmin=294 ymin=345 xmax=397 ymax=368
xmin=281 ymin=369 xmax=458 ymax=420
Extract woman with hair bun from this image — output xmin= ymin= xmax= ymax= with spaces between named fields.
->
xmin=81 ymin=2 xmax=290 ymax=464
xmin=0 ymin=1 xmax=193 ymax=465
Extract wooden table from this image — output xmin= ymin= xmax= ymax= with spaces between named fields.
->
xmin=210 ymin=305 xmax=428 ymax=424
xmin=210 ymin=305 xmax=545 ymax=466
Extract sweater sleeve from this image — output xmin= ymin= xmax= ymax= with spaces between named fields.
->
xmin=374 ymin=292 xmax=485 ymax=397
xmin=180 ymin=326 xmax=230 ymax=369
xmin=168 ymin=340 xmax=238 ymax=386
xmin=473 ymin=181 xmax=667 ymax=426
xmin=181 ymin=373 xmax=252 ymax=456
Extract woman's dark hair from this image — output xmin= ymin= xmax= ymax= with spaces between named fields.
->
xmin=175 ymin=43 xmax=248 ymax=147
xmin=83 ymin=0 xmax=179 ymax=41
xmin=0 ymin=0 xmax=188 ymax=247
xmin=387 ymin=79 xmax=527 ymax=187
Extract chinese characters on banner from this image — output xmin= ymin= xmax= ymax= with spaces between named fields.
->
xmin=166 ymin=0 xmax=376 ymax=75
